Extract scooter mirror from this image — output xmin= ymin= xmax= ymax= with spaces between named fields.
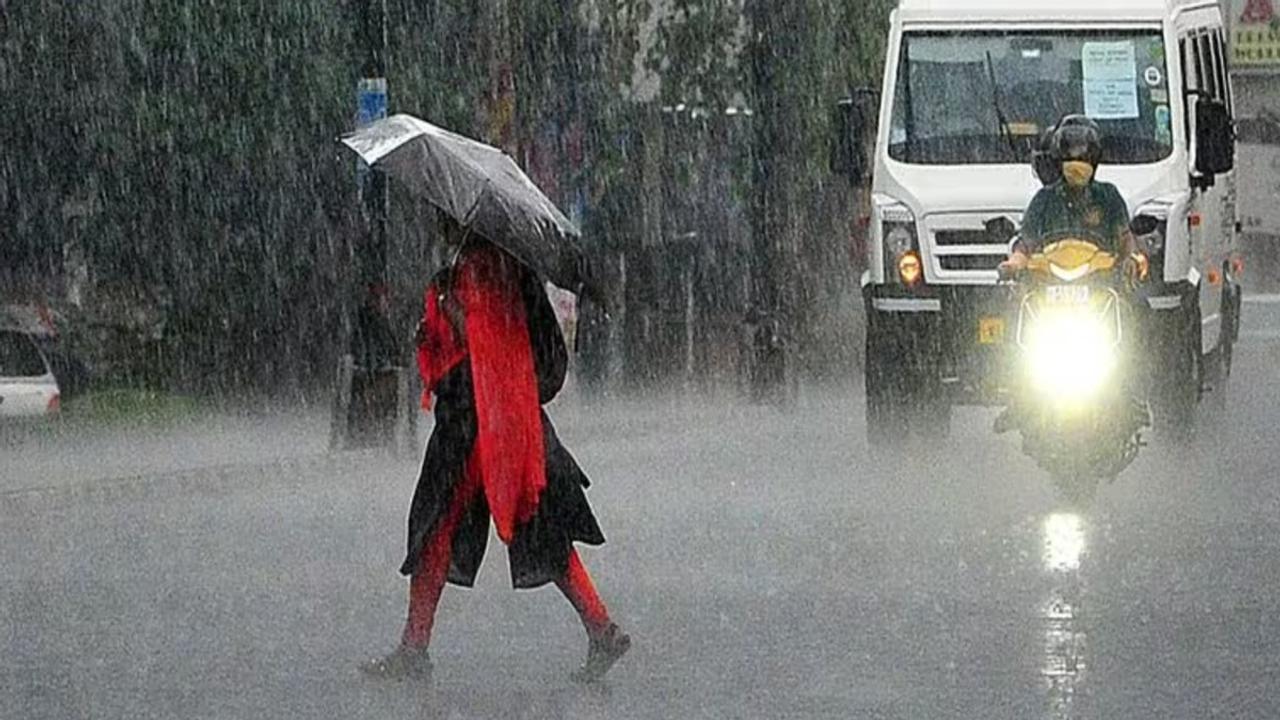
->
xmin=1130 ymin=214 xmax=1159 ymax=236
xmin=985 ymin=216 xmax=1019 ymax=244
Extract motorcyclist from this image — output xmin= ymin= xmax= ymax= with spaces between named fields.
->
xmin=994 ymin=115 xmax=1148 ymax=434
xmin=999 ymin=115 xmax=1147 ymax=282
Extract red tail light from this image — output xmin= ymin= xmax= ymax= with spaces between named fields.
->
xmin=47 ymin=393 xmax=61 ymax=415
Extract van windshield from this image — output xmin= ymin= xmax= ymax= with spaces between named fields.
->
xmin=889 ymin=30 xmax=1173 ymax=165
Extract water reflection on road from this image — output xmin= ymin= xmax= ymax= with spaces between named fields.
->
xmin=1041 ymin=512 xmax=1089 ymax=719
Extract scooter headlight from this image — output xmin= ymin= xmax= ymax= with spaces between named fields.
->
xmin=1023 ymin=308 xmax=1117 ymax=402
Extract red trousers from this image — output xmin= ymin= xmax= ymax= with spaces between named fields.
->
xmin=401 ymin=468 xmax=612 ymax=649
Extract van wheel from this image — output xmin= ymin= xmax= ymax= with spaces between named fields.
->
xmin=1151 ymin=301 xmax=1200 ymax=439
xmin=864 ymin=313 xmax=950 ymax=457
xmin=1207 ymin=282 xmax=1239 ymax=412
xmin=1220 ymin=283 xmax=1238 ymax=381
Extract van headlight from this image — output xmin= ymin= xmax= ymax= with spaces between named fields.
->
xmin=885 ymin=223 xmax=914 ymax=258
xmin=1133 ymin=201 xmax=1173 ymax=277
xmin=878 ymin=201 xmax=921 ymax=286
xmin=1022 ymin=308 xmax=1117 ymax=402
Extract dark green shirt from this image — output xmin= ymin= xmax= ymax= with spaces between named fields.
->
xmin=1019 ymin=180 xmax=1130 ymax=254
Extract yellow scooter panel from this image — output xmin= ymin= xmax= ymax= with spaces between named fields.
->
xmin=1025 ymin=239 xmax=1116 ymax=281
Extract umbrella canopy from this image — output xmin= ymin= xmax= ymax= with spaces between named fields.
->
xmin=340 ymin=114 xmax=602 ymax=304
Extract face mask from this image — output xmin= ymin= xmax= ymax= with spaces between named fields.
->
xmin=1062 ymin=161 xmax=1095 ymax=188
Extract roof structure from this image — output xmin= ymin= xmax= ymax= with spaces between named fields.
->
xmin=896 ymin=0 xmax=1221 ymax=23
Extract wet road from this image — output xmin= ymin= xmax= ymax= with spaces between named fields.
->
xmin=1242 ymin=293 xmax=1280 ymax=342
xmin=2 ymin=305 xmax=1279 ymax=719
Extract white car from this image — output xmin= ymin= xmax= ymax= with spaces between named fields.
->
xmin=0 ymin=328 xmax=61 ymax=418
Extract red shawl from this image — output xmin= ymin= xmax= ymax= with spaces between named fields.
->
xmin=415 ymin=284 xmax=466 ymax=407
xmin=415 ymin=246 xmax=548 ymax=545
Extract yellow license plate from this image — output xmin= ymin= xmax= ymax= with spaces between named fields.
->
xmin=978 ymin=316 xmax=1005 ymax=345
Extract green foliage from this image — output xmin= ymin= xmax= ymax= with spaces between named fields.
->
xmin=61 ymin=388 xmax=202 ymax=428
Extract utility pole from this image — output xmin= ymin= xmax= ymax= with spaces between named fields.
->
xmin=334 ymin=0 xmax=390 ymax=455
xmin=355 ymin=0 xmax=388 ymax=287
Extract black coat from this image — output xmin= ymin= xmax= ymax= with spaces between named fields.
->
xmin=400 ymin=270 xmax=604 ymax=589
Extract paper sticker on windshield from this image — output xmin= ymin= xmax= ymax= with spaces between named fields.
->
xmin=1144 ymin=66 xmax=1163 ymax=86
xmin=1082 ymin=42 xmax=1139 ymax=119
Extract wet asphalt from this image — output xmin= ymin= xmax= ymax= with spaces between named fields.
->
xmin=2 ymin=299 xmax=1279 ymax=719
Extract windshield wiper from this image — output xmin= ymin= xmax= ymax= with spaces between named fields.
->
xmin=985 ymin=51 xmax=1020 ymax=162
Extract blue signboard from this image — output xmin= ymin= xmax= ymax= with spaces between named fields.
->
xmin=356 ymin=77 xmax=388 ymax=127
xmin=356 ymin=78 xmax=388 ymax=185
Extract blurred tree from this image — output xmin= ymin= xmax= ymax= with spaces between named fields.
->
xmin=0 ymin=0 xmax=893 ymax=399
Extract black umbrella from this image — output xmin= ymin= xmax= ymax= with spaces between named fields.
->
xmin=340 ymin=114 xmax=602 ymax=304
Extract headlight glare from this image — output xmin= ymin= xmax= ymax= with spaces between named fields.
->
xmin=897 ymin=251 xmax=923 ymax=286
xmin=1024 ymin=309 xmax=1117 ymax=402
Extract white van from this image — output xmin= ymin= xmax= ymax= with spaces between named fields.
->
xmin=850 ymin=0 xmax=1243 ymax=443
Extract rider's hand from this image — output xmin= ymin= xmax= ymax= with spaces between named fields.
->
xmin=997 ymin=251 xmax=1028 ymax=281
xmin=1122 ymin=252 xmax=1149 ymax=288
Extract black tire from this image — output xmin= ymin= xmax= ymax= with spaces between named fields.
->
xmin=865 ymin=326 xmax=906 ymax=450
xmin=1150 ymin=300 xmax=1200 ymax=440
xmin=864 ymin=312 xmax=951 ymax=454
xmin=1205 ymin=281 xmax=1240 ymax=414
xmin=1220 ymin=282 xmax=1238 ymax=381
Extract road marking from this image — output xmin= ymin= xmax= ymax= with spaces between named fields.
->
xmin=1241 ymin=330 xmax=1280 ymax=341
xmin=1243 ymin=294 xmax=1280 ymax=305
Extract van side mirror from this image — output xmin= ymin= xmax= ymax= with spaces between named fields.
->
xmin=1195 ymin=98 xmax=1235 ymax=176
xmin=830 ymin=88 xmax=878 ymax=186
xmin=830 ymin=98 xmax=865 ymax=182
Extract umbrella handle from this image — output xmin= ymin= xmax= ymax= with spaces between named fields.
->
xmin=447 ymin=242 xmax=466 ymax=270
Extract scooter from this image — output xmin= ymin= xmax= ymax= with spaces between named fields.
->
xmin=1002 ymin=238 xmax=1149 ymax=503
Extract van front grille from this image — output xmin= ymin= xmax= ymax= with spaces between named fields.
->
xmin=938 ymin=254 xmax=1005 ymax=271
xmin=934 ymin=229 xmax=992 ymax=246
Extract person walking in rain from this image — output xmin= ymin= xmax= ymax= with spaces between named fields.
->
xmin=360 ymin=219 xmax=630 ymax=683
